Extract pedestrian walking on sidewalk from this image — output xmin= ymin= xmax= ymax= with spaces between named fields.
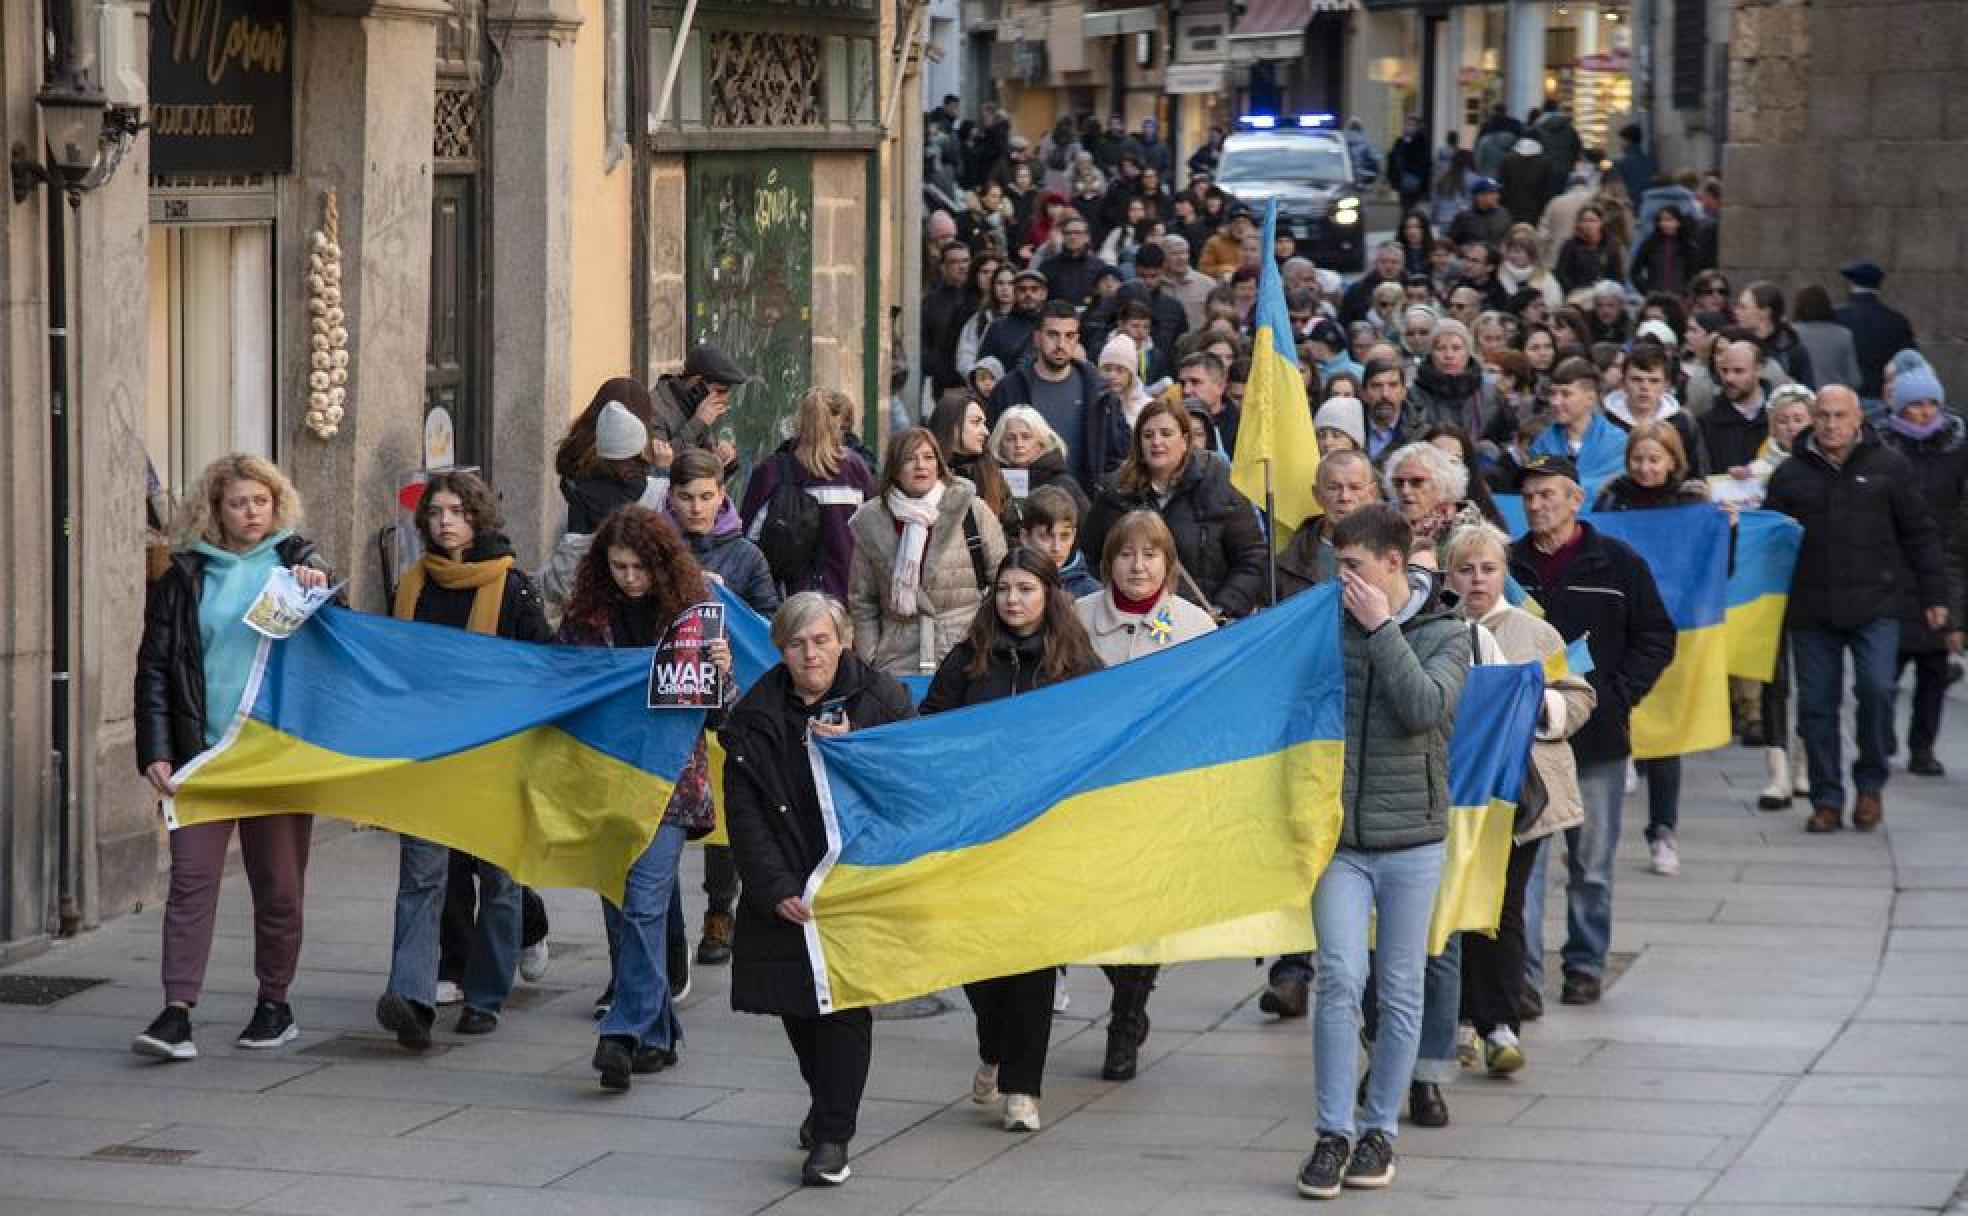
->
xmin=133 ymin=454 xmax=333 ymax=1061
xmin=720 ymin=592 xmax=916 ymax=1185
xmin=1073 ymin=511 xmax=1216 ymax=1081
xmin=375 ymin=471 xmax=551 ymax=1050
xmin=557 ymin=505 xmax=724 ymax=1091
xmin=922 ymin=548 xmax=1104 ymax=1134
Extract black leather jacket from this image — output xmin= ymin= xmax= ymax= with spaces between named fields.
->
xmin=134 ymin=534 xmax=328 ymax=772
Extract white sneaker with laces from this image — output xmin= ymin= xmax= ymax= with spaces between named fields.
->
xmin=1002 ymin=1093 xmax=1041 ymax=1132
xmin=519 ymin=940 xmax=551 ymax=983
xmin=434 ymin=980 xmax=464 ymax=1007
xmin=971 ymin=1062 xmax=1000 ymax=1105
xmin=1649 ymin=834 xmax=1680 ymax=876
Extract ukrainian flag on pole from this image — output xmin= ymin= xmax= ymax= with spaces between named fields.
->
xmin=799 ymin=583 xmax=1349 ymax=1012
xmin=168 ymin=609 xmax=706 ymax=904
xmin=1231 ymin=199 xmax=1323 ymax=544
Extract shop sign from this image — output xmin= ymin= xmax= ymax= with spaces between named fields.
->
xmin=1165 ymin=63 xmax=1230 ymax=95
xmin=150 ymin=0 xmax=294 ymax=174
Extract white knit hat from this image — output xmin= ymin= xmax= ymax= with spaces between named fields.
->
xmin=595 ymin=400 xmax=647 ymax=460
xmin=1313 ymin=396 xmax=1367 ymax=450
xmin=1098 ymin=332 xmax=1139 ymax=373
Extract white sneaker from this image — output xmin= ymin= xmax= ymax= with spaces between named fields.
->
xmin=1649 ymin=834 xmax=1680 ymax=876
xmin=434 ymin=981 xmax=464 ymax=1007
xmin=1002 ymin=1093 xmax=1041 ymax=1132
xmin=1456 ymin=1022 xmax=1480 ymax=1069
xmin=519 ymin=940 xmax=551 ymax=983
xmin=971 ymin=1062 xmax=1000 ymax=1105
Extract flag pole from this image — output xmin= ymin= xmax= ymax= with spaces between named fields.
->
xmin=1263 ymin=456 xmax=1278 ymax=607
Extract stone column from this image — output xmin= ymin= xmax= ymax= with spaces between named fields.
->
xmin=285 ymin=0 xmax=448 ymax=612
xmin=487 ymin=0 xmax=583 ymax=569
xmin=69 ymin=0 xmax=158 ymax=926
xmin=1505 ymin=0 xmax=1545 ymax=125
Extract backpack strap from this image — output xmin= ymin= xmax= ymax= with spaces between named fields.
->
xmin=962 ymin=505 xmax=989 ymax=592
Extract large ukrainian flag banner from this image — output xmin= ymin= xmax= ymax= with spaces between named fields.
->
xmin=1726 ymin=509 xmax=1802 ymax=681
xmin=168 ymin=608 xmax=705 ymax=904
xmin=1230 ymin=199 xmax=1322 ymax=544
xmin=1589 ymin=505 xmax=1733 ymax=758
xmin=1090 ymin=659 xmax=1545 ymax=963
xmin=798 ymin=583 xmax=1349 ymax=1012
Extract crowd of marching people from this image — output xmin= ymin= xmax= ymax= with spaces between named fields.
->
xmin=128 ymin=101 xmax=1959 ymax=1200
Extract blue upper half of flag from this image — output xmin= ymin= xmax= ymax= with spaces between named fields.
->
xmin=1448 ymin=662 xmax=1544 ymax=808
xmin=1253 ymin=200 xmax=1300 ymax=369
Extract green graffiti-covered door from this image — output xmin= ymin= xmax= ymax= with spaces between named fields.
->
xmin=685 ymin=154 xmax=813 ymax=480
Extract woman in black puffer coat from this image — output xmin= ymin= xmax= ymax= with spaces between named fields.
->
xmin=1079 ymin=398 xmax=1269 ymax=619
xmin=720 ymin=592 xmax=915 ymax=1186
xmin=1407 ymin=319 xmax=1504 ymax=444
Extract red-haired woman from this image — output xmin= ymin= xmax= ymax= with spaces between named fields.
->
xmin=557 ymin=505 xmax=728 ymax=1091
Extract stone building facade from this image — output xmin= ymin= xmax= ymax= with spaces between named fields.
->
xmin=1722 ymin=0 xmax=1968 ymax=388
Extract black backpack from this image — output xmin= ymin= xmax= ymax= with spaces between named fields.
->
xmin=751 ymin=453 xmax=823 ymax=588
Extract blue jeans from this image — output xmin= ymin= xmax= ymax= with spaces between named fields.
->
xmin=1561 ymin=758 xmax=1627 ymax=980
xmin=388 ymin=836 xmax=519 ymax=1014
xmin=1312 ymin=842 xmax=1444 ymax=1140
xmin=1523 ymin=837 xmax=1549 ymax=990
xmin=1792 ymin=619 xmax=1900 ymax=808
xmin=1414 ymin=936 xmax=1462 ymax=1084
xmin=599 ymin=823 xmax=686 ymax=1048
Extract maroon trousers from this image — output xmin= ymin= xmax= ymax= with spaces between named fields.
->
xmin=162 ymin=814 xmax=313 ymax=1006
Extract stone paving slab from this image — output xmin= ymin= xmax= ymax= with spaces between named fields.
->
xmin=5 ymin=690 xmax=1968 ymax=1212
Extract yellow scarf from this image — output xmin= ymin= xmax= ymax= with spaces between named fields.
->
xmin=393 ymin=553 xmax=513 ymax=635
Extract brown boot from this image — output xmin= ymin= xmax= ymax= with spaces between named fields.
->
xmin=1853 ymin=791 xmax=1884 ymax=831
xmin=695 ymin=910 xmax=734 ymax=964
xmin=1806 ymin=805 xmax=1842 ymax=833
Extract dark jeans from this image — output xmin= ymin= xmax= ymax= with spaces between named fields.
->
xmin=442 ymin=858 xmax=547 ymax=984
xmin=1792 ymin=620 xmax=1899 ymax=807
xmin=964 ymin=968 xmax=1057 ymax=1098
xmin=1462 ymin=837 xmax=1540 ymax=1035
xmin=703 ymin=845 xmax=739 ymax=917
xmin=784 ymin=1009 xmax=873 ymax=1144
xmin=1899 ymin=651 xmax=1950 ymax=756
xmin=1640 ymin=757 xmax=1681 ymax=841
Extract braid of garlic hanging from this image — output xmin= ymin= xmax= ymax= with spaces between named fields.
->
xmin=304 ymin=190 xmax=349 ymax=440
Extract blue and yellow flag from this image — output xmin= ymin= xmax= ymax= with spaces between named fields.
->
xmin=800 ymin=583 xmax=1349 ymax=1012
xmin=1589 ymin=505 xmax=1732 ymax=758
xmin=169 ymin=608 xmax=705 ymax=903
xmin=1230 ymin=199 xmax=1321 ymax=544
xmin=1090 ymin=657 xmax=1546 ymax=962
xmin=1726 ymin=509 xmax=1802 ymax=681
xmin=1543 ymin=634 xmax=1596 ymax=683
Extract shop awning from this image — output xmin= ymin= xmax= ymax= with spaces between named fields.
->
xmin=1084 ymin=6 xmax=1160 ymax=37
xmin=1229 ymin=0 xmax=1310 ymax=40
xmin=1229 ymin=0 xmax=1311 ymax=61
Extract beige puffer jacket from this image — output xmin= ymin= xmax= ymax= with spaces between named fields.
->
xmin=1075 ymin=587 xmax=1217 ymax=666
xmin=1475 ymin=602 xmax=1596 ymax=843
xmin=848 ymin=478 xmax=1008 ymax=676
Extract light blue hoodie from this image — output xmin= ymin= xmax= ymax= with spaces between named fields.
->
xmin=192 ymin=530 xmax=291 ymax=746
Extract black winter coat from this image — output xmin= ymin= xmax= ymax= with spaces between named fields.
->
xmin=1881 ymin=415 xmax=1968 ymax=651
xmin=720 ymin=655 xmax=914 ymax=1017
xmin=1699 ymin=397 xmax=1772 ymax=474
xmin=1508 ymin=522 xmax=1676 ymax=765
xmin=563 ymin=473 xmax=660 ymax=534
xmin=1765 ymin=429 xmax=1948 ymax=632
xmin=1836 ymin=293 xmax=1918 ymax=400
xmin=1553 ymin=237 xmax=1625 ymax=294
xmin=135 ymin=534 xmax=329 ymax=772
xmin=407 ymin=535 xmax=554 ymax=642
xmin=1409 ymin=362 xmax=1503 ymax=440
xmin=1081 ymin=457 xmax=1271 ymax=618
xmin=920 ymin=629 xmax=1103 ymax=713
xmin=998 ymin=448 xmax=1088 ymax=539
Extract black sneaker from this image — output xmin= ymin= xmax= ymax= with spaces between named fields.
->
xmin=593 ymin=1035 xmax=634 ymax=1092
xmin=1520 ymin=982 xmax=1545 ymax=1021
xmin=1560 ymin=970 xmax=1602 ymax=1006
xmin=132 ymin=1006 xmax=197 ymax=1061
xmin=801 ymin=1140 xmax=851 ymax=1186
xmin=633 ymin=1044 xmax=676 ymax=1074
xmin=455 ymin=1007 xmax=499 ymax=1035
xmin=592 ymin=982 xmax=615 ymax=1021
xmin=1258 ymin=978 xmax=1308 ymax=1019
xmin=798 ymin=1110 xmax=815 ymax=1151
xmin=1342 ymin=1130 xmax=1396 ymax=1189
xmin=1295 ymin=1132 xmax=1350 ymax=1200
xmin=375 ymin=992 xmax=434 ymax=1050
xmin=236 ymin=1000 xmax=298 ymax=1049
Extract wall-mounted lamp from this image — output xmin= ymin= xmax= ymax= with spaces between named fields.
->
xmin=10 ymin=66 xmax=140 ymax=206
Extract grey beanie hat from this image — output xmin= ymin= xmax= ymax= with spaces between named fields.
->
xmin=595 ymin=400 xmax=648 ymax=460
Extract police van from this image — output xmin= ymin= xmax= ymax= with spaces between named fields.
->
xmin=1213 ymin=116 xmax=1368 ymax=272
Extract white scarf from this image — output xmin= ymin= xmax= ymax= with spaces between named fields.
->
xmin=885 ymin=481 xmax=947 ymax=618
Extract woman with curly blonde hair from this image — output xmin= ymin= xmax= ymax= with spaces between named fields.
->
xmin=133 ymin=452 xmax=332 ymax=1062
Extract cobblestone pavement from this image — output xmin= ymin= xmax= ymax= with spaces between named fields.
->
xmin=4 ymin=698 xmax=1967 ymax=1215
